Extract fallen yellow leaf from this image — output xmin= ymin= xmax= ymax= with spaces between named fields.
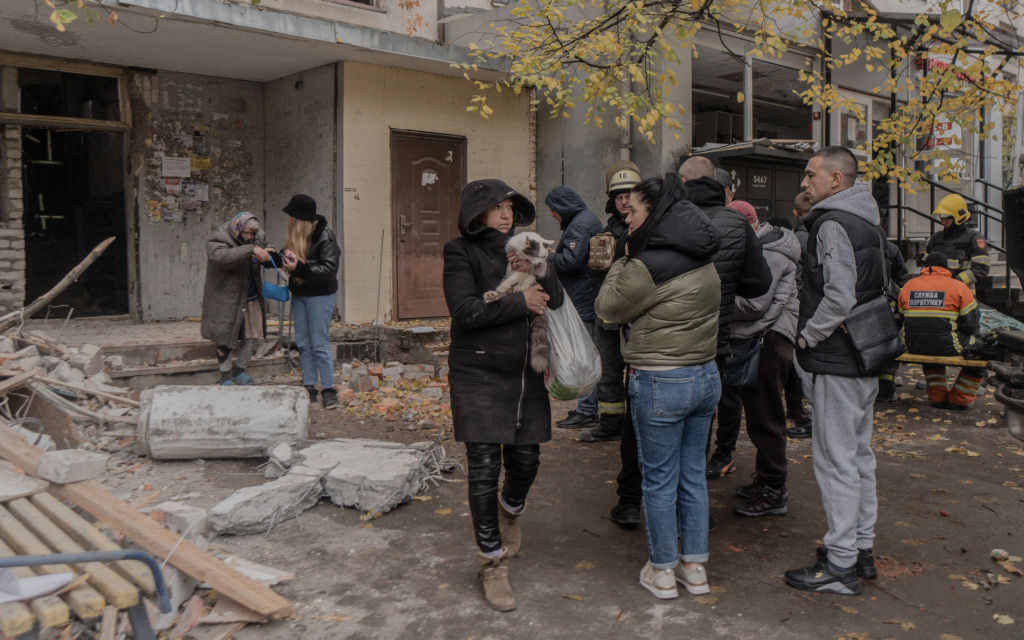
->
xmin=694 ymin=595 xmax=718 ymax=605
xmin=947 ymin=574 xmax=968 ymax=580
xmin=435 ymin=507 xmax=452 ymax=516
xmin=901 ymin=622 xmax=916 ymax=630
xmin=961 ymin=581 xmax=980 ymax=590
xmin=574 ymin=560 xmax=596 ymax=570
xmin=993 ymin=613 xmax=1014 ymax=625
xmin=841 ymin=605 xmax=859 ymax=614
xmin=926 ymin=434 xmax=945 ymax=441
xmin=909 ymin=473 xmax=928 ymax=479
xmin=561 ymin=593 xmax=584 ymax=601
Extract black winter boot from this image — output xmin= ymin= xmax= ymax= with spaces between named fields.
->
xmin=581 ymin=414 xmax=623 ymax=442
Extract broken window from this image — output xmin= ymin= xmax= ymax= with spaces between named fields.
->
xmin=18 ymin=68 xmax=120 ymax=122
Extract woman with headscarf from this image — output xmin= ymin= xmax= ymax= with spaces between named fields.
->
xmin=272 ymin=194 xmax=341 ymax=409
xmin=201 ymin=211 xmax=271 ymax=385
xmin=595 ymin=174 xmax=721 ymax=600
xmin=443 ymin=179 xmax=564 ymax=612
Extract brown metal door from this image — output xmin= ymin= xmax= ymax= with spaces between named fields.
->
xmin=391 ymin=131 xmax=466 ymax=319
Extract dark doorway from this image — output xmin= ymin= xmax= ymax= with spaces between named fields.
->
xmin=21 ymin=128 xmax=128 ymax=316
xmin=721 ymin=158 xmax=806 ymax=224
xmin=390 ymin=130 xmax=466 ymax=319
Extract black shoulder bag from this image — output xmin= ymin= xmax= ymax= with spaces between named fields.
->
xmin=841 ymin=232 xmax=906 ymax=376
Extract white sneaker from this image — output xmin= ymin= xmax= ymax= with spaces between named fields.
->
xmin=675 ymin=562 xmax=710 ymax=595
xmin=640 ymin=562 xmax=678 ymax=600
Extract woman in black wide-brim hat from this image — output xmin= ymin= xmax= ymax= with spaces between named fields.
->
xmin=442 ymin=179 xmax=564 ymax=611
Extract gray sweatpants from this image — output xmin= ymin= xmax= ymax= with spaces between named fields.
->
xmin=809 ymin=373 xmax=878 ymax=569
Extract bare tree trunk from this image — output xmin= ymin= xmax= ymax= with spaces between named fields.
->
xmin=0 ymin=236 xmax=116 ymax=333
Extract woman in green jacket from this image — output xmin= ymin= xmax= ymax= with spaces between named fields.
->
xmin=595 ymin=174 xmax=721 ymax=600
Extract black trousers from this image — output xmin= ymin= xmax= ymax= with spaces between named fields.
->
xmin=784 ymin=360 xmax=808 ymax=420
xmin=596 ymin=325 xmax=626 ymax=416
xmin=711 ymin=331 xmax=792 ymax=488
xmin=615 ymin=390 xmax=642 ymax=505
xmin=465 ymin=443 xmax=540 ymax=553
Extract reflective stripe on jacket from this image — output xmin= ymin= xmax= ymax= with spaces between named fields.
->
xmin=897 ymin=266 xmax=979 ymax=356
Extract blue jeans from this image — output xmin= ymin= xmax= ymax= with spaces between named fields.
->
xmin=629 ymin=361 xmax=721 ymax=567
xmin=577 ymin=319 xmax=598 ymax=416
xmin=292 ymin=293 xmax=335 ymax=389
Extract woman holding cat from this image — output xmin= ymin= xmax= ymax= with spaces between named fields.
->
xmin=595 ymin=173 xmax=722 ymax=600
xmin=442 ymin=179 xmax=564 ymax=612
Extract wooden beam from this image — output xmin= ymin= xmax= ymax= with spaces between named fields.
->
xmin=7 ymin=498 xmax=139 ymax=609
xmin=0 ymin=602 xmax=34 ymax=638
xmin=0 ymin=537 xmax=69 ymax=628
xmin=31 ymin=492 xmax=155 ymax=595
xmin=0 ymin=113 xmax=127 ymax=132
xmin=0 ymin=420 xmax=293 ymax=619
xmin=34 ymin=375 xmax=139 ymax=408
xmin=0 ymin=368 xmax=39 ymax=396
xmin=896 ymin=353 xmax=989 ymax=367
xmin=0 ymin=504 xmax=106 ymax=619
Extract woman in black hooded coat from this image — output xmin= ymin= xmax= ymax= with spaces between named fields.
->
xmin=442 ymin=179 xmax=564 ymax=612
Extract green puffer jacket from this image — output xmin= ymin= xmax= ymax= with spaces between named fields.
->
xmin=594 ymin=181 xmax=721 ymax=367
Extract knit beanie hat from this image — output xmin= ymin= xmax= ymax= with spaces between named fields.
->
xmin=728 ymin=200 xmax=759 ymax=226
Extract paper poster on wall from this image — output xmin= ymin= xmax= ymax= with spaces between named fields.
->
xmin=182 ymin=180 xmax=196 ymax=197
xmin=194 ymin=183 xmax=210 ymax=202
xmin=191 ymin=156 xmax=211 ymax=171
xmin=164 ymin=177 xmax=182 ymax=194
xmin=162 ymin=156 xmax=191 ymax=178
xmin=164 ymin=208 xmax=183 ymax=222
xmin=193 ymin=135 xmax=208 ymax=155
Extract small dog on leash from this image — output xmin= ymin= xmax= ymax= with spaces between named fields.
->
xmin=484 ymin=231 xmax=556 ymax=373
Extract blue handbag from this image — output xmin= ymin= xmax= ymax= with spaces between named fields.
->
xmin=262 ymin=254 xmax=290 ymax=302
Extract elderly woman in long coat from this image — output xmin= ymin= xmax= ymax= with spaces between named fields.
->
xmin=443 ymin=179 xmax=564 ymax=612
xmin=201 ymin=212 xmax=271 ymax=385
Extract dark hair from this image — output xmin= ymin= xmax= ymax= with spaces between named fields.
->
xmin=810 ymin=146 xmax=859 ymax=187
xmin=626 ymin=178 xmax=663 ymax=259
xmin=768 ymin=216 xmax=793 ymax=230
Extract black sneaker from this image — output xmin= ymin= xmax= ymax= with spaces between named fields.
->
xmin=305 ymin=386 xmax=319 ymax=403
xmin=706 ymin=450 xmax=735 ymax=479
xmin=734 ymin=483 xmax=788 ymax=517
xmin=785 ymin=560 xmax=861 ymax=595
xmin=816 ymin=546 xmax=877 ymax=579
xmin=321 ymin=387 xmax=339 ymax=410
xmin=609 ymin=501 xmax=642 ymax=526
xmin=557 ymin=412 xmax=598 ymax=429
xmin=555 ymin=410 xmax=578 ymax=428
xmin=786 ymin=418 xmax=812 ymax=439
xmin=735 ymin=476 xmax=789 ymax=500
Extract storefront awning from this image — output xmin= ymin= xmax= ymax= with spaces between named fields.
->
xmin=692 ymin=138 xmax=816 ymax=164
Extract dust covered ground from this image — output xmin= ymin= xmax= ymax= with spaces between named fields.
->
xmin=102 ymin=367 xmax=1024 ymax=640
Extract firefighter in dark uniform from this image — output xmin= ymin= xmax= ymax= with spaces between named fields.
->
xmin=898 ymin=252 xmax=984 ymax=410
xmin=922 ymin=193 xmax=990 ymax=293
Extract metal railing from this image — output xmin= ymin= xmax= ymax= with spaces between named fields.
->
xmin=894 ymin=178 xmax=1015 ymax=311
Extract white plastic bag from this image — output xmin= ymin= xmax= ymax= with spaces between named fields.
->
xmin=544 ymin=298 xmax=601 ymax=401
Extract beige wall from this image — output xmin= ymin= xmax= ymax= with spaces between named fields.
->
xmin=342 ymin=61 xmax=532 ymax=323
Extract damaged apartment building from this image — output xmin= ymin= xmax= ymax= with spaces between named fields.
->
xmin=0 ymin=0 xmax=530 ymax=323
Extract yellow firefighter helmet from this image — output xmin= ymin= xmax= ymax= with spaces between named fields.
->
xmin=934 ymin=193 xmax=970 ymax=225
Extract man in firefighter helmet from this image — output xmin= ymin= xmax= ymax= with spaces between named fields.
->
xmin=922 ymin=194 xmax=989 ymax=293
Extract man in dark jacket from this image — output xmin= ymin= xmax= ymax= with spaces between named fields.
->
xmin=591 ymin=160 xmax=642 ymax=526
xmin=545 ymin=186 xmax=605 ymax=436
xmin=785 ymin=146 xmax=885 ymax=596
xmin=678 ymin=156 xmax=772 ymax=478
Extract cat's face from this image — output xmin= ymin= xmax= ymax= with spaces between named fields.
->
xmin=506 ymin=232 xmax=555 ymax=274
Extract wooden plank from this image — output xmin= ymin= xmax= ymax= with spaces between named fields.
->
xmin=98 ymin=605 xmax=117 ymax=640
xmin=896 ymin=353 xmax=988 ymax=367
xmin=0 ymin=602 xmax=34 ymax=637
xmin=0 ymin=421 xmax=293 ymax=619
xmin=0 ymin=537 xmax=69 ymax=627
xmin=7 ymin=498 xmax=139 ymax=609
xmin=0 ymin=368 xmax=38 ymax=396
xmin=0 ymin=504 xmax=106 ymax=619
xmin=30 ymin=493 xmax=155 ymax=595
xmin=35 ymin=376 xmax=140 ymax=408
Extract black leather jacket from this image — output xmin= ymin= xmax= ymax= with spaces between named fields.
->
xmin=270 ymin=215 xmax=340 ymax=297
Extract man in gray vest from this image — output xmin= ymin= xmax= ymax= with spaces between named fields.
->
xmin=785 ymin=146 xmax=882 ymax=596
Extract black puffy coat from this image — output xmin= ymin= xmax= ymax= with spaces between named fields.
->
xmin=684 ymin=177 xmax=772 ymax=355
xmin=544 ymin=186 xmax=603 ymax=321
xmin=269 ymin=215 xmax=340 ymax=297
xmin=443 ymin=180 xmax=565 ymax=444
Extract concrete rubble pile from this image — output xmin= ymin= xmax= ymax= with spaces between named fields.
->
xmin=0 ymin=329 xmax=139 ymax=429
xmin=210 ymin=438 xmax=440 ymax=535
xmin=331 ymin=359 xmax=453 ymax=431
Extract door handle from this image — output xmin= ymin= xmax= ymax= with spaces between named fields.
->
xmin=399 ymin=215 xmax=413 ymax=242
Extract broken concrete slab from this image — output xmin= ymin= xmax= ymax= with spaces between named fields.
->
xmin=221 ymin=556 xmax=295 ymax=587
xmin=318 ymin=440 xmax=430 ymax=513
xmin=209 ymin=474 xmax=322 ymax=536
xmin=35 ymin=449 xmax=109 ymax=484
xmin=68 ymin=343 xmax=104 ymax=377
xmin=268 ymin=443 xmax=294 ymax=468
xmin=0 ymin=460 xmax=48 ymax=501
xmin=137 ymin=385 xmax=308 ymax=460
xmin=151 ymin=501 xmax=209 ymax=539
xmin=7 ymin=423 xmax=56 ymax=451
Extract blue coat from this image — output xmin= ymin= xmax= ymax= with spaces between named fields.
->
xmin=544 ymin=186 xmax=603 ymax=321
